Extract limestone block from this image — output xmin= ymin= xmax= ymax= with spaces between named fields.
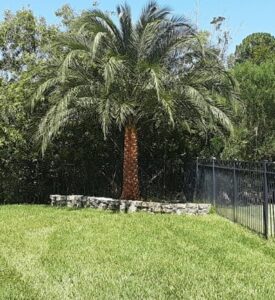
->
xmin=51 ymin=195 xmax=67 ymax=206
xmin=67 ymin=195 xmax=83 ymax=208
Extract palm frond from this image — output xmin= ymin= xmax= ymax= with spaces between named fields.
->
xmin=76 ymin=10 xmax=123 ymax=52
xmin=37 ymin=97 xmax=72 ymax=155
xmin=149 ymin=66 xmax=174 ymax=124
xmin=138 ymin=15 xmax=196 ymax=64
xmin=31 ymin=78 xmax=60 ymax=109
xmin=137 ymin=1 xmax=171 ymax=35
xmin=55 ymin=33 xmax=94 ymax=51
xmin=183 ymin=85 xmax=209 ymax=114
xmin=103 ymin=56 xmax=125 ymax=91
xmin=182 ymin=85 xmax=233 ymax=132
xmin=208 ymin=105 xmax=233 ymax=133
xmin=92 ymin=32 xmax=107 ymax=60
xmin=36 ymin=85 xmax=91 ymax=154
xmin=117 ymin=3 xmax=133 ymax=53
xmin=97 ymin=97 xmax=111 ymax=138
xmin=115 ymin=102 xmax=135 ymax=129
xmin=60 ymin=49 xmax=92 ymax=82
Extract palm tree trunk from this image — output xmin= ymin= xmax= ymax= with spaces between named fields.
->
xmin=121 ymin=125 xmax=140 ymax=200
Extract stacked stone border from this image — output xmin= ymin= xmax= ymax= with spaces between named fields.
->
xmin=50 ymin=195 xmax=211 ymax=215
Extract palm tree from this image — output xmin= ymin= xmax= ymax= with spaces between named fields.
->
xmin=33 ymin=1 xmax=236 ymax=200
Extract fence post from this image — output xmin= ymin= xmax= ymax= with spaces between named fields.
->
xmin=233 ymin=159 xmax=237 ymax=222
xmin=263 ymin=160 xmax=269 ymax=239
xmin=193 ymin=157 xmax=199 ymax=201
xmin=212 ymin=157 xmax=216 ymax=206
xmin=196 ymin=157 xmax=199 ymax=179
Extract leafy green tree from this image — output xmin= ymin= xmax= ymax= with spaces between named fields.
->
xmin=0 ymin=9 xmax=60 ymax=202
xmin=235 ymin=33 xmax=275 ymax=64
xmin=222 ymin=33 xmax=275 ymax=160
xmin=33 ymin=1 xmax=235 ymax=200
xmin=223 ymin=60 xmax=275 ymax=160
xmin=0 ymin=9 xmax=58 ymax=80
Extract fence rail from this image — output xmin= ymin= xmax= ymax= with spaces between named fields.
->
xmin=195 ymin=158 xmax=275 ymax=238
xmin=0 ymin=158 xmax=196 ymax=204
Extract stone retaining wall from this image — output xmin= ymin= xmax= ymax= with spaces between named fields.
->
xmin=50 ymin=195 xmax=211 ymax=215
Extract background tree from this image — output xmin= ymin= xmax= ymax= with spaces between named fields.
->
xmin=222 ymin=59 xmax=275 ymax=160
xmin=221 ymin=33 xmax=275 ymax=160
xmin=235 ymin=33 xmax=275 ymax=64
xmin=0 ymin=9 xmax=59 ymax=202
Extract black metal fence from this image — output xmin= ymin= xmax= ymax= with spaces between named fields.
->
xmin=195 ymin=158 xmax=275 ymax=238
xmin=0 ymin=157 xmax=196 ymax=204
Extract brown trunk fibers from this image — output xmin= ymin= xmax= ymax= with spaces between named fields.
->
xmin=120 ymin=125 xmax=140 ymax=200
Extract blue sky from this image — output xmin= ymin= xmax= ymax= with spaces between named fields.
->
xmin=0 ymin=0 xmax=274 ymax=53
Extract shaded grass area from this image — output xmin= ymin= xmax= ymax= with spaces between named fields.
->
xmin=1 ymin=205 xmax=275 ymax=299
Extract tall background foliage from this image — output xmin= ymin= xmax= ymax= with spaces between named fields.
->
xmin=222 ymin=33 xmax=275 ymax=160
xmin=0 ymin=5 xmax=274 ymax=203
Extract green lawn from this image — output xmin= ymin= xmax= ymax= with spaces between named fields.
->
xmin=1 ymin=206 xmax=275 ymax=299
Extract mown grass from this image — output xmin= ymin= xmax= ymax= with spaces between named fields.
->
xmin=1 ymin=205 xmax=275 ymax=299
